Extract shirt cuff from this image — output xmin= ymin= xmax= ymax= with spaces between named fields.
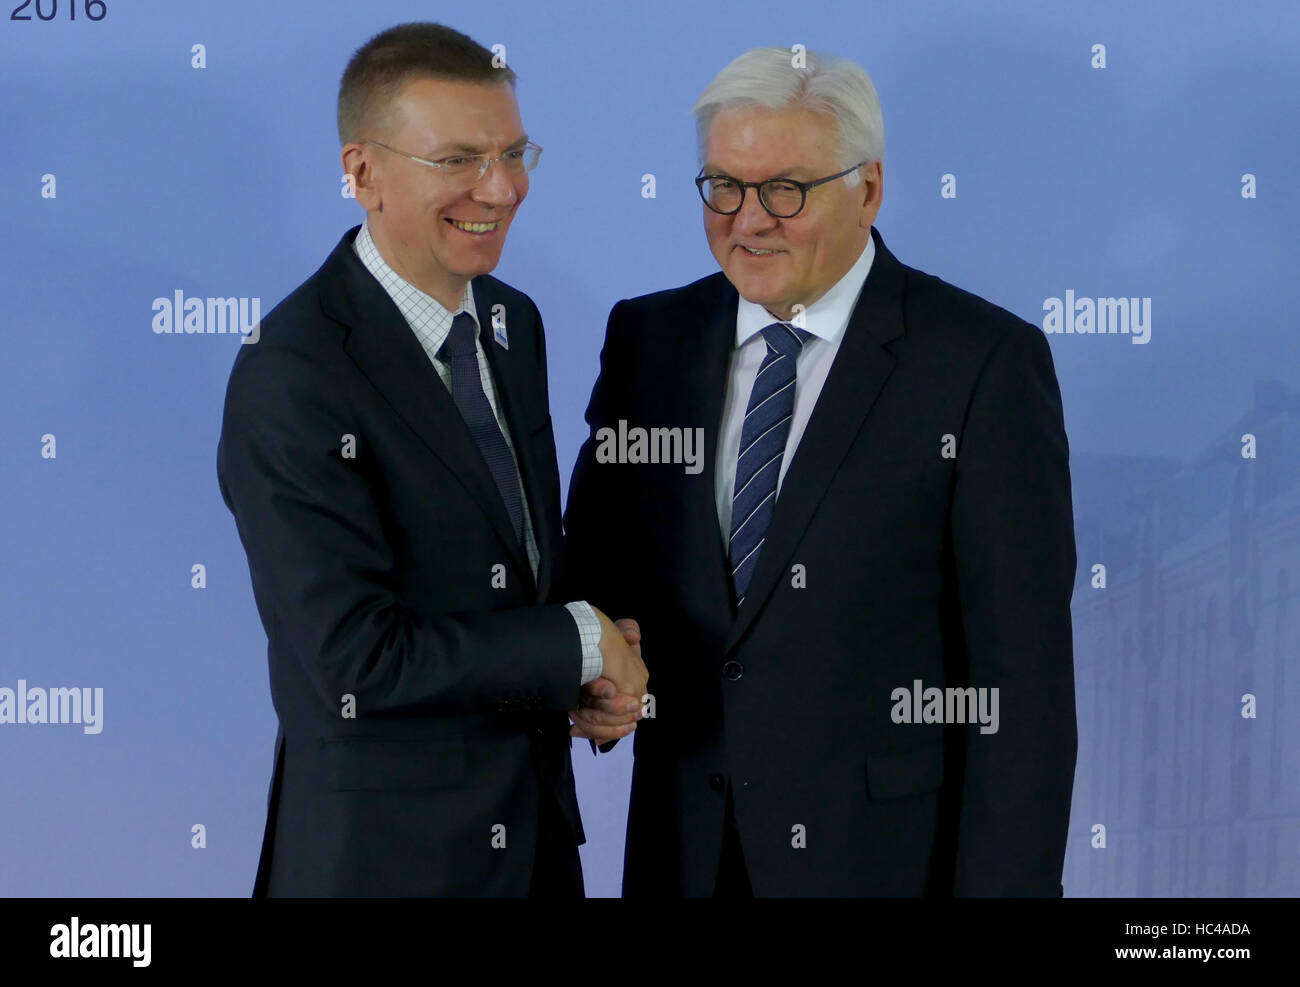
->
xmin=564 ymin=601 xmax=604 ymax=686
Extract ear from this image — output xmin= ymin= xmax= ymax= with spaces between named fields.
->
xmin=858 ymin=160 xmax=883 ymax=229
xmin=341 ymin=142 xmax=382 ymax=211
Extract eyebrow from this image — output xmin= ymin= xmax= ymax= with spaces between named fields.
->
xmin=427 ymin=135 xmax=530 ymax=156
xmin=701 ymin=164 xmax=811 ymax=181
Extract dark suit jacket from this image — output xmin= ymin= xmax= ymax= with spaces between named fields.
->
xmin=217 ymin=225 xmax=585 ymax=896
xmin=562 ymin=225 xmax=1077 ymax=896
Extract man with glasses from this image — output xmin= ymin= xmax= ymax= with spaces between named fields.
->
xmin=562 ymin=46 xmax=1078 ymax=896
xmin=217 ymin=22 xmax=645 ymax=897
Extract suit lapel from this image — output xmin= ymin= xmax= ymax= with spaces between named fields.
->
xmin=677 ymin=276 xmax=740 ymax=651
xmin=726 ymin=227 xmax=907 ymax=651
xmin=322 ymin=227 xmax=533 ymax=589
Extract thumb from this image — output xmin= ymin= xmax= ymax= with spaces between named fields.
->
xmin=615 ymin=617 xmax=641 ymax=644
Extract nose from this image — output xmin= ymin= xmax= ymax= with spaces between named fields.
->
xmin=733 ymin=188 xmax=778 ymax=236
xmin=471 ymin=157 xmax=520 ymax=208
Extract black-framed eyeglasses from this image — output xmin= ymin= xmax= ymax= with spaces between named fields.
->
xmin=695 ymin=161 xmax=866 ymax=218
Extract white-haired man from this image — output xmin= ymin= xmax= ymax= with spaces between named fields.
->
xmin=562 ymin=46 xmax=1078 ymax=896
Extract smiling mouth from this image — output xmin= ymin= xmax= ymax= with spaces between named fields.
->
xmin=447 ymin=218 xmax=501 ymax=233
xmin=740 ymin=245 xmax=779 ymax=256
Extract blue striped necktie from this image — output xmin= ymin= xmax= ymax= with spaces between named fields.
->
xmin=439 ymin=312 xmax=525 ymax=547
xmin=728 ymin=321 xmax=811 ymax=606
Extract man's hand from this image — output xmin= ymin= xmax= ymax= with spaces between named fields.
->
xmin=592 ymin=610 xmax=647 ymax=699
xmin=569 ymin=615 xmax=646 ymax=743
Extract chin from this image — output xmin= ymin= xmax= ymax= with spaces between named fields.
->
xmin=461 ymin=251 xmax=504 ymax=274
xmin=728 ymin=271 xmax=781 ymax=304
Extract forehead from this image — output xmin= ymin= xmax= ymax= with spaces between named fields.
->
xmin=704 ymin=105 xmax=839 ymax=176
xmin=389 ymin=77 xmax=523 ymax=147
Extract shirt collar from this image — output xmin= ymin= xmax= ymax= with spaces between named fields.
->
xmin=353 ymin=215 xmax=479 ymax=329
xmin=734 ymin=232 xmax=876 ymax=349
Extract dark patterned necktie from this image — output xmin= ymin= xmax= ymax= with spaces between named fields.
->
xmin=439 ymin=312 xmax=525 ymax=547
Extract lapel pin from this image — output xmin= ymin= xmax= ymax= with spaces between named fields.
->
xmin=491 ymin=303 xmax=509 ymax=350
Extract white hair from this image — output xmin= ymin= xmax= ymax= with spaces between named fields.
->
xmin=692 ymin=46 xmax=884 ymax=185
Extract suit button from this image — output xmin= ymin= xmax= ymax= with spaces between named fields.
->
xmin=709 ymin=773 xmax=725 ymax=792
xmin=721 ymin=660 xmax=743 ymax=681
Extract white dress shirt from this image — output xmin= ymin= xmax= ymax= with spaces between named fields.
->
xmin=716 ymin=235 xmax=877 ymax=539
xmin=352 ymin=218 xmax=603 ymax=685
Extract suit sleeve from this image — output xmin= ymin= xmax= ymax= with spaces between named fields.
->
xmin=216 ymin=343 xmax=583 ymax=719
xmin=948 ymin=322 xmax=1078 ymax=896
xmin=527 ymin=297 xmax=606 ymax=687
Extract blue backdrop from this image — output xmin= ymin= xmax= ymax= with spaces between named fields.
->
xmin=2 ymin=0 xmax=1297 ymax=897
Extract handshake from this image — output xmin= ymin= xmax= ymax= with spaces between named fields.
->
xmin=568 ymin=607 xmax=648 ymax=745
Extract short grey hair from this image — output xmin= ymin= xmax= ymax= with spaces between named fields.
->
xmin=692 ymin=46 xmax=884 ymax=183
